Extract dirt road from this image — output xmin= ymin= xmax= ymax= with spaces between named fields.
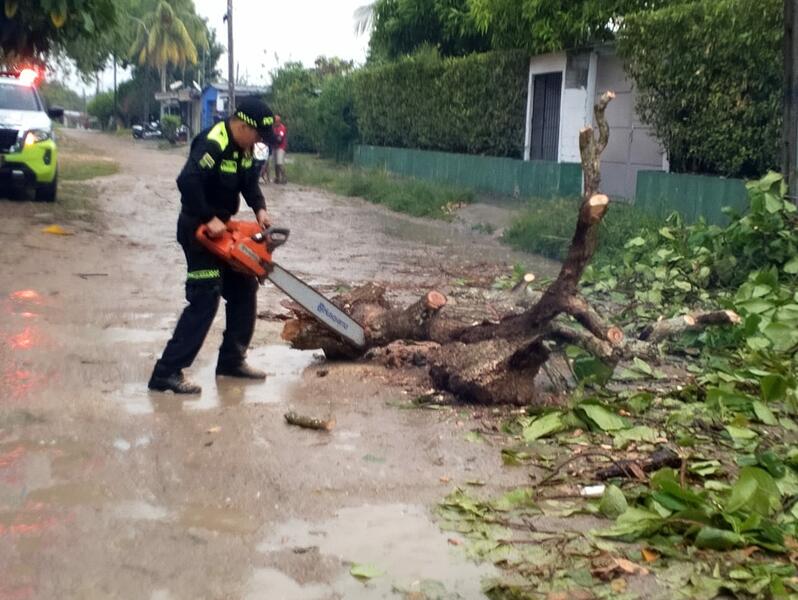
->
xmin=0 ymin=130 xmax=554 ymax=599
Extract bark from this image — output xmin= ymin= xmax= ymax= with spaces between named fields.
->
xmin=639 ymin=310 xmax=742 ymax=343
xmin=595 ymin=447 xmax=681 ymax=480
xmin=284 ymin=411 xmax=336 ymax=432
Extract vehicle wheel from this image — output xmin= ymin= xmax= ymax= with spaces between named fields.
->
xmin=35 ymin=174 xmax=57 ymax=202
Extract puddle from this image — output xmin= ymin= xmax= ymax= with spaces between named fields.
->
xmin=245 ymin=568 xmax=331 ymax=600
xmin=114 ymin=500 xmax=170 ymax=522
xmin=26 ymin=482 xmax=108 ymax=506
xmin=110 ymin=345 xmax=320 ymax=414
xmin=177 ymin=504 xmax=260 ymax=535
xmin=254 ymin=503 xmax=494 ymax=599
xmin=113 ymin=436 xmax=150 ymax=451
xmin=102 ymin=327 xmax=168 ymax=344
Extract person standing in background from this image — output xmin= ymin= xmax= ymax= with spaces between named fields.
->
xmin=272 ymin=114 xmax=288 ymax=184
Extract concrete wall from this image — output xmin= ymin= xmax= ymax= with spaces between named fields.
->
xmin=594 ymin=52 xmax=665 ymax=200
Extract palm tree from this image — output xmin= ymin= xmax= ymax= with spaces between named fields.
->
xmin=353 ymin=2 xmax=376 ymax=36
xmin=128 ymin=1 xmax=200 ymax=93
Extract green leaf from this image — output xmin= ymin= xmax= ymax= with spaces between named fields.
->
xmin=694 ymin=527 xmax=745 ymax=550
xmin=599 ymin=485 xmax=628 ymax=519
xmin=757 ymin=451 xmax=786 ymax=478
xmin=522 ymin=412 xmax=565 ymax=442
xmin=572 ymin=355 xmax=614 ymax=386
xmin=689 ymin=460 xmax=722 ymax=477
xmin=725 ymin=425 xmax=758 ymax=441
xmin=763 ymin=322 xmax=798 ymax=352
xmin=632 ymin=357 xmax=654 ymax=376
xmin=784 ymin=256 xmax=798 ymax=274
xmin=659 ymin=227 xmax=676 ymax=240
xmin=625 ymin=236 xmax=646 ymax=248
xmin=464 ymin=431 xmax=484 ymax=444
xmin=726 ymin=467 xmax=781 ymax=517
xmin=576 ymin=404 xmax=628 ymax=432
xmin=760 ymin=374 xmax=789 ymax=403
xmin=613 ymin=425 xmax=659 ymax=449
xmin=752 ymin=401 xmax=778 ymax=426
xmin=350 ymin=563 xmax=384 ymax=579
xmin=492 ymin=488 xmax=537 ymax=511
xmin=596 ymin=507 xmax=664 ymax=541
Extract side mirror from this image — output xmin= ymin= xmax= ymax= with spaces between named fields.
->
xmin=48 ymin=106 xmax=64 ymax=120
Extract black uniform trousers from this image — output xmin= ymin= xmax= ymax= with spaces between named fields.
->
xmin=153 ymin=213 xmax=258 ymax=377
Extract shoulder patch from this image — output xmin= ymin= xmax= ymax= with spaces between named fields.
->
xmin=199 ymin=152 xmax=216 ymax=169
xmin=206 ymin=121 xmax=229 ymax=151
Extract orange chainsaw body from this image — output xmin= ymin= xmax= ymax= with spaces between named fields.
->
xmin=196 ymin=220 xmax=274 ymax=278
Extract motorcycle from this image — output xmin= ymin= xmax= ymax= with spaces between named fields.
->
xmin=132 ymin=121 xmax=162 ymax=140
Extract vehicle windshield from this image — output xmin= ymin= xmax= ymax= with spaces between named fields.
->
xmin=0 ymin=83 xmax=39 ymax=111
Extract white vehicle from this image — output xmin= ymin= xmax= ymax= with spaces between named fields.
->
xmin=0 ymin=69 xmax=63 ymax=201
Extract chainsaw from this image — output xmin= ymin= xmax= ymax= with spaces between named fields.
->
xmin=196 ymin=220 xmax=366 ymax=348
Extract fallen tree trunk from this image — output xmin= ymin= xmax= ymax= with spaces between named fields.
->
xmin=278 ymin=91 xmax=742 ymax=405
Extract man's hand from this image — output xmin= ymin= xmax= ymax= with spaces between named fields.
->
xmin=256 ymin=208 xmax=272 ymax=229
xmin=205 ymin=216 xmax=227 ymax=238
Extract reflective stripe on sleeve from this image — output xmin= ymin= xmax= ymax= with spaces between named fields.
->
xmin=187 ymin=269 xmax=221 ymax=280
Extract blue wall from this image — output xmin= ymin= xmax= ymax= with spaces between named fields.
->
xmin=200 ymin=87 xmax=219 ymax=130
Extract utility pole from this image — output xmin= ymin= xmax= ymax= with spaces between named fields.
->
xmin=113 ymin=54 xmax=118 ymax=130
xmin=785 ymin=0 xmax=798 ymax=199
xmin=226 ymin=0 xmax=235 ymax=114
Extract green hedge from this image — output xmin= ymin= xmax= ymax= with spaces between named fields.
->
xmin=618 ymin=0 xmax=782 ymax=178
xmin=353 ymin=49 xmax=529 ymax=158
xmin=315 ymin=75 xmax=358 ymax=161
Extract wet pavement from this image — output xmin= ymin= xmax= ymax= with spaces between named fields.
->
xmin=0 ymin=130 xmax=556 ymax=599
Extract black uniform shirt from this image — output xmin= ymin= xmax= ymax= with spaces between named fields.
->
xmin=176 ymin=119 xmax=266 ymax=223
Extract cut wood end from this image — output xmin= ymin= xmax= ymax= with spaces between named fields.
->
xmin=725 ymin=310 xmax=742 ymax=324
xmin=280 ymin=319 xmax=303 ymax=342
xmin=607 ymin=326 xmax=624 ymax=345
xmin=523 ymin=273 xmax=536 ymax=283
xmin=683 ymin=315 xmax=697 ymax=326
xmin=588 ymin=194 xmax=609 ymax=207
xmin=585 ymin=194 xmax=610 ymax=224
xmin=425 ymin=291 xmax=447 ymax=310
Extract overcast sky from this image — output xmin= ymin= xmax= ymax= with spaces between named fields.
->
xmin=66 ymin=0 xmax=371 ymax=94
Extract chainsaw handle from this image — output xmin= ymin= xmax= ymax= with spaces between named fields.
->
xmin=196 ymin=221 xmax=235 ymax=240
xmin=264 ymin=227 xmax=290 ymax=252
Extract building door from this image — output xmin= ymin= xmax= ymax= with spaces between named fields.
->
xmin=530 ymin=72 xmax=562 ymax=161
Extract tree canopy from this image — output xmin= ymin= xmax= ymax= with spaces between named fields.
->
xmin=469 ymin=0 xmax=678 ymax=54
xmin=366 ymin=0 xmax=490 ymax=61
xmin=0 ymin=0 xmax=116 ymax=67
xmin=128 ymin=0 xmax=206 ymax=90
xmin=363 ymin=0 xmax=680 ymax=59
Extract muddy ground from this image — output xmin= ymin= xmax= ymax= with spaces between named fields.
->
xmin=0 ymin=130 xmax=558 ymax=599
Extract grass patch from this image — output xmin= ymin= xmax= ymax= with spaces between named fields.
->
xmin=58 ymin=130 xmax=120 ymax=181
xmin=290 ymin=154 xmax=474 ymax=219
xmin=57 ymin=181 xmax=96 ymax=214
xmin=59 ymin=154 xmax=119 ymax=181
xmin=502 ymin=197 xmax=661 ymax=263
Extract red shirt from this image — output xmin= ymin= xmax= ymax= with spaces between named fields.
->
xmin=272 ymin=123 xmax=287 ymax=151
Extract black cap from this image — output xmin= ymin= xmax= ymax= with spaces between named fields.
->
xmin=234 ymin=97 xmax=275 ymax=143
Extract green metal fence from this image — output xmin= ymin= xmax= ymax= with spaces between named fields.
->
xmin=353 ymin=146 xmax=752 ymax=225
xmin=354 ymin=145 xmax=582 ymax=199
xmin=635 ymin=171 xmax=749 ymax=225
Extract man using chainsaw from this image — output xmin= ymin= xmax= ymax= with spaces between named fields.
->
xmin=148 ymin=98 xmax=276 ymax=394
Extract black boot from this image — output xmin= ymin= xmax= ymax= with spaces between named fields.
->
xmin=148 ymin=370 xmax=202 ymax=394
xmin=216 ymin=362 xmax=267 ymax=379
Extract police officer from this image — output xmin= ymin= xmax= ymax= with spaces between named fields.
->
xmin=148 ymin=98 xmax=276 ymax=394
